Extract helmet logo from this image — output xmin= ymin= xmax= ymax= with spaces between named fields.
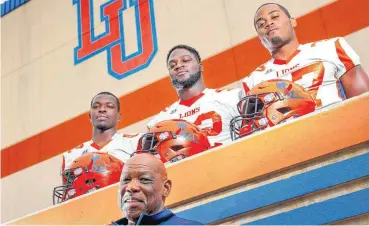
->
xmin=287 ymin=90 xmax=303 ymax=99
xmin=91 ymin=154 xmax=107 ymax=173
xmin=177 ymin=121 xmax=199 ymax=143
xmin=276 ymin=81 xmax=288 ymax=92
xmin=276 ymin=81 xmax=303 ymax=99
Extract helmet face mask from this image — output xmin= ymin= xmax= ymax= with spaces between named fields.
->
xmin=139 ymin=131 xmax=177 ymax=154
xmin=138 ymin=119 xmax=211 ymax=163
xmin=230 ymin=80 xmax=316 ymax=141
xmin=53 ymin=153 xmax=123 ymax=205
xmin=53 ymin=185 xmax=68 ymax=205
xmin=53 ymin=166 xmax=85 ymax=205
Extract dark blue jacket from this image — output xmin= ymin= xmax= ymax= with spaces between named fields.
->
xmin=111 ymin=208 xmax=203 ymax=225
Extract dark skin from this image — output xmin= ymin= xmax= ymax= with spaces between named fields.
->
xmin=255 ymin=4 xmax=369 ymax=98
xmin=119 ymin=153 xmax=172 ymax=225
xmin=167 ymin=48 xmax=206 ymax=100
xmin=89 ymin=94 xmax=121 ymax=147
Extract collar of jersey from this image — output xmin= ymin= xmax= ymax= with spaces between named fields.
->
xmin=90 ymin=132 xmax=118 ymax=150
xmin=272 ymin=47 xmax=301 ymax=65
xmin=178 ymin=89 xmax=207 ymax=107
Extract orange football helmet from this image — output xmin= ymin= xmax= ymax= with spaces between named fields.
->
xmin=230 ymin=79 xmax=316 ymax=140
xmin=138 ymin=119 xmax=211 ymax=163
xmin=53 ymin=152 xmax=123 ymax=204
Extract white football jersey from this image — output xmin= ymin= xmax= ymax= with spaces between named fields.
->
xmin=242 ymin=37 xmax=360 ymax=108
xmin=62 ymin=132 xmax=141 ymax=171
xmin=146 ymin=88 xmax=241 ymax=146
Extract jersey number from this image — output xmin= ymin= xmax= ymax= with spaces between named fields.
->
xmin=193 ymin=111 xmax=222 ymax=136
xmin=291 ymin=62 xmax=325 ymax=107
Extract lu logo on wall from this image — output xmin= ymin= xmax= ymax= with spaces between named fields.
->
xmin=73 ymin=0 xmax=158 ymax=80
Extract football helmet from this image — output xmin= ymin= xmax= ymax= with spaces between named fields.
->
xmin=230 ymin=79 xmax=316 ymax=140
xmin=138 ymin=119 xmax=211 ymax=163
xmin=53 ymin=152 xmax=123 ymax=204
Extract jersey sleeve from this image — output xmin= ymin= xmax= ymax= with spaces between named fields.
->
xmin=146 ymin=105 xmax=173 ymax=129
xmin=124 ymin=132 xmax=143 ymax=154
xmin=332 ymin=37 xmax=361 ymax=79
xmin=106 ymin=133 xmax=143 ymax=162
xmin=241 ymin=68 xmax=262 ymax=95
xmin=62 ymin=145 xmax=86 ymax=170
xmin=202 ymin=89 xmax=243 ymax=145
xmin=61 ymin=155 xmax=66 ymax=174
xmin=218 ymin=88 xmax=243 ymax=115
xmin=146 ymin=109 xmax=166 ymax=129
xmin=146 ymin=116 xmax=159 ymax=129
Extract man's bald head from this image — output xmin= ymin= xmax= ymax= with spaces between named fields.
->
xmin=124 ymin=153 xmax=167 ymax=180
xmin=118 ymin=153 xmax=172 ymax=223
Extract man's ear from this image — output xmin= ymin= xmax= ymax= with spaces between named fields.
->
xmin=163 ymin=179 xmax=172 ymax=198
xmin=117 ymin=112 xmax=122 ymax=122
xmin=199 ymin=63 xmax=203 ymax=72
xmin=291 ymin=18 xmax=297 ymax=28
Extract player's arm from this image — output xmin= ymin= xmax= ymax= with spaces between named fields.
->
xmin=61 ymin=144 xmax=85 ymax=174
xmin=60 ymin=155 xmax=66 ymax=183
xmin=340 ymin=65 xmax=369 ymax=98
xmin=240 ymin=67 xmax=261 ymax=96
xmin=146 ymin=109 xmax=168 ymax=130
xmin=146 ymin=119 xmax=156 ymax=131
xmin=60 ymin=152 xmax=73 ymax=185
xmin=122 ymin=133 xmax=143 ymax=156
xmin=333 ymin=37 xmax=369 ymax=98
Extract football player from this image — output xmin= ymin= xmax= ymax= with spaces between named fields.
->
xmin=147 ymin=45 xmax=242 ymax=147
xmin=242 ymin=3 xmax=369 ymax=109
xmin=55 ymin=92 xmax=141 ymax=204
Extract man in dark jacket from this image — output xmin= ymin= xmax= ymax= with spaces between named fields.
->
xmin=111 ymin=153 xmax=203 ymax=225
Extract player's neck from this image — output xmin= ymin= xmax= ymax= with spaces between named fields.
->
xmin=92 ymin=128 xmax=116 ymax=146
xmin=178 ymin=81 xmax=206 ymax=101
xmin=271 ymin=39 xmax=299 ymax=61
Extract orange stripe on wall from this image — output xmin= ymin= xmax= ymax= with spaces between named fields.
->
xmin=2 ymin=0 xmax=368 ymax=178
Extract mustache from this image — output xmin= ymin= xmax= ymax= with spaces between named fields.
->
xmin=120 ymin=194 xmax=147 ymax=206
